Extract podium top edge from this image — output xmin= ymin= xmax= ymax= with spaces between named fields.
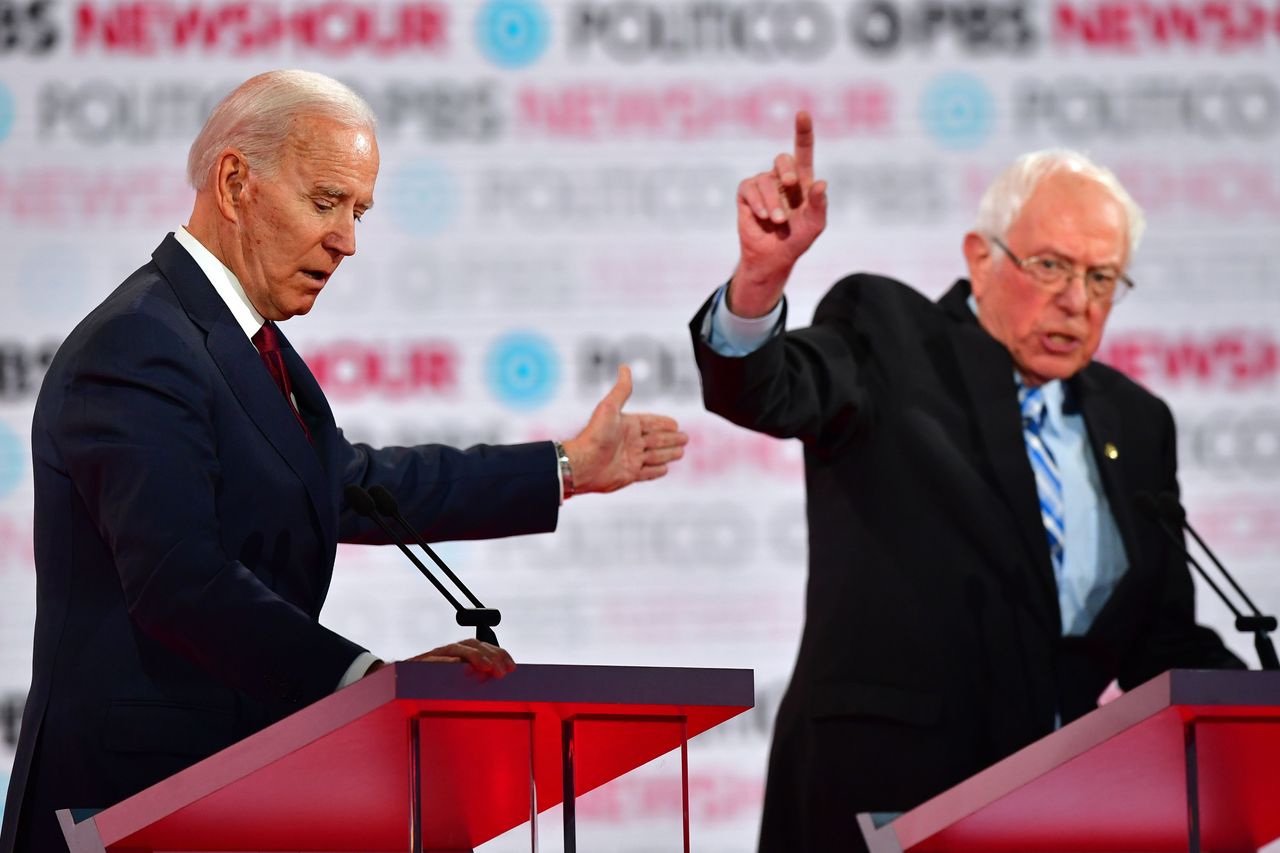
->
xmin=1162 ymin=667 xmax=1280 ymax=707
xmin=386 ymin=661 xmax=756 ymax=707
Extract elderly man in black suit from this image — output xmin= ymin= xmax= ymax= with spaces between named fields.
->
xmin=690 ymin=112 xmax=1242 ymax=851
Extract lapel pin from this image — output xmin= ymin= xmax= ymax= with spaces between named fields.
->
xmin=1104 ymin=442 xmax=1119 ymax=460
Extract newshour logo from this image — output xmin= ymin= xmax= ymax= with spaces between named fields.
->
xmin=71 ymin=0 xmax=449 ymax=55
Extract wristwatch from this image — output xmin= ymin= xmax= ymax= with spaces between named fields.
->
xmin=554 ymin=440 xmax=575 ymax=499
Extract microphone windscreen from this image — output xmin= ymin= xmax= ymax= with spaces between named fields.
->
xmin=368 ymin=484 xmax=400 ymax=517
xmin=343 ymin=484 xmax=378 ymax=517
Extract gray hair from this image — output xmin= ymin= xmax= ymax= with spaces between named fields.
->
xmin=974 ymin=149 xmax=1146 ymax=256
xmin=187 ymin=69 xmax=377 ymax=190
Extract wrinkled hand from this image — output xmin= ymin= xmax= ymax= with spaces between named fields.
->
xmin=730 ymin=110 xmax=828 ymax=318
xmin=563 ymin=365 xmax=688 ymax=495
xmin=366 ymin=638 xmax=516 ymax=680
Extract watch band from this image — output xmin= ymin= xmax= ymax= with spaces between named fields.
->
xmin=554 ymin=440 xmax=575 ymax=499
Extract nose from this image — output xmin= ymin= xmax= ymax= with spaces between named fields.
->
xmin=324 ymin=218 xmax=357 ymax=257
xmin=1055 ymin=269 xmax=1090 ymax=313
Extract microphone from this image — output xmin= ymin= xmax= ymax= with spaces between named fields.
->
xmin=1133 ymin=491 xmax=1278 ymax=670
xmin=344 ymin=484 xmax=501 ymax=646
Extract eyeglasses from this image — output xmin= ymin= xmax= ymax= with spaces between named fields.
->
xmin=991 ymin=236 xmax=1135 ymax=305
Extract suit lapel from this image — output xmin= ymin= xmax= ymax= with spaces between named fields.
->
xmin=939 ymin=282 xmax=1062 ymax=631
xmin=1072 ymin=369 xmax=1143 ymax=618
xmin=152 ymin=235 xmax=337 ymax=550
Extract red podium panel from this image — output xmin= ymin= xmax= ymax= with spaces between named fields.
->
xmin=57 ymin=662 xmax=753 ymax=852
xmin=859 ymin=670 xmax=1280 ymax=853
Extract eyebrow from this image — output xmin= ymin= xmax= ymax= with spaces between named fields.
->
xmin=314 ymin=185 xmax=374 ymax=211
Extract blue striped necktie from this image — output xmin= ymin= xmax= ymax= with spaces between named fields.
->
xmin=1019 ymin=384 xmax=1065 ymax=577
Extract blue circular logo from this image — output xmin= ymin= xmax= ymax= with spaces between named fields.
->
xmin=476 ymin=0 xmax=550 ymax=69
xmin=385 ymin=161 xmax=459 ymax=237
xmin=0 ymin=83 xmax=14 ymax=144
xmin=0 ymin=423 xmax=25 ymax=501
xmin=919 ymin=73 xmax=995 ymax=151
xmin=487 ymin=333 xmax=559 ymax=409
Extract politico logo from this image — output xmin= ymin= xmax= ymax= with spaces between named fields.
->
xmin=567 ymin=0 xmax=838 ymax=62
xmin=1181 ymin=409 xmax=1280 ymax=478
xmin=578 ymin=335 xmax=702 ymax=401
xmin=36 ymin=79 xmax=231 ymax=145
xmin=475 ymin=0 xmax=549 ymax=67
xmin=918 ymin=72 xmax=995 ymax=150
xmin=486 ymin=332 xmax=560 ymax=409
xmin=1013 ymin=75 xmax=1280 ymax=141
xmin=73 ymin=0 xmax=449 ymax=55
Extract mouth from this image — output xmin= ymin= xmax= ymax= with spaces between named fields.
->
xmin=302 ymin=270 xmax=331 ymax=287
xmin=1041 ymin=331 xmax=1081 ymax=354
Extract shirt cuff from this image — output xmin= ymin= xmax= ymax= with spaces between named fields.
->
xmin=704 ymin=284 xmax=785 ymax=356
xmin=337 ymin=651 xmax=381 ymax=690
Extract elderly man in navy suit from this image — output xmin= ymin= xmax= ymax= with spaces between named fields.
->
xmin=2 ymin=69 xmax=688 ymax=853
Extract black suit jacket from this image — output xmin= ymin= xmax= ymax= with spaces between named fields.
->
xmin=2 ymin=235 xmax=561 ymax=853
xmin=690 ymin=275 xmax=1241 ymax=851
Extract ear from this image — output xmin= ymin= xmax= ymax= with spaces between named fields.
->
xmin=963 ymin=231 xmax=993 ymax=299
xmin=213 ymin=148 xmax=250 ymax=224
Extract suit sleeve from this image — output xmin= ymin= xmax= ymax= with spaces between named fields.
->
xmin=51 ymin=312 xmax=365 ymax=707
xmin=689 ymin=278 xmax=877 ymax=450
xmin=1117 ymin=401 xmax=1245 ymax=688
xmin=335 ymin=438 xmax=561 ymax=544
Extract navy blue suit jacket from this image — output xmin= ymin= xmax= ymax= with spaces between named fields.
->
xmin=1 ymin=235 xmax=560 ymax=852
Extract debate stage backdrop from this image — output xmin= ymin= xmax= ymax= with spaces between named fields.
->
xmin=1 ymin=0 xmax=1278 ymax=848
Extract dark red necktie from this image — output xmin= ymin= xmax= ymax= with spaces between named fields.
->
xmin=251 ymin=322 xmax=312 ymax=443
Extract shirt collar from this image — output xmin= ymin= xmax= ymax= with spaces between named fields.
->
xmin=173 ymin=226 xmax=264 ymax=339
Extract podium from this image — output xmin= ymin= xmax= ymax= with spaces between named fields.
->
xmin=858 ymin=669 xmax=1280 ymax=853
xmin=56 ymin=662 xmax=754 ymax=852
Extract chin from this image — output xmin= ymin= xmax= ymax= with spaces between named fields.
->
xmin=1030 ymin=359 xmax=1086 ymax=384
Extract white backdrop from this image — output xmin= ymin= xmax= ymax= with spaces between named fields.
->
xmin=0 ymin=0 xmax=1278 ymax=849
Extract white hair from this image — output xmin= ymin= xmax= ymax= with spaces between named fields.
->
xmin=974 ymin=149 xmax=1146 ymax=256
xmin=187 ymin=69 xmax=376 ymax=190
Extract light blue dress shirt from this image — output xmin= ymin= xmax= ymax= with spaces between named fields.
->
xmin=703 ymin=284 xmax=1128 ymax=635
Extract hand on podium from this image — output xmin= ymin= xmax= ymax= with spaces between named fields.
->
xmin=363 ymin=639 xmax=516 ymax=680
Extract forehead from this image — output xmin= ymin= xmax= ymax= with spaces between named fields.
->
xmin=1008 ymin=171 xmax=1129 ymax=263
xmin=279 ymin=114 xmax=379 ymax=198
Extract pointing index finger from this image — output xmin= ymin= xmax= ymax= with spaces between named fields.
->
xmin=794 ymin=110 xmax=815 ymax=182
